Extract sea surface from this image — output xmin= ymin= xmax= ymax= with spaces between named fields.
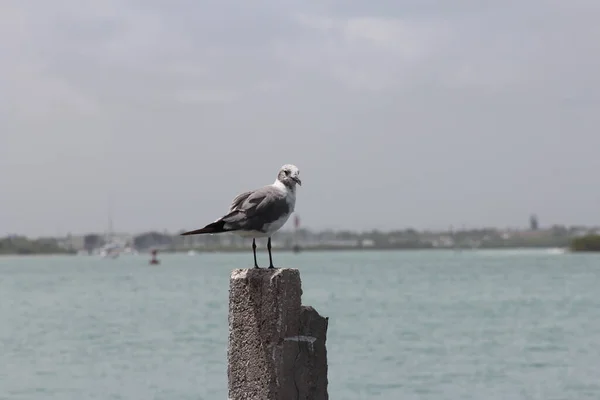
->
xmin=1 ymin=249 xmax=599 ymax=399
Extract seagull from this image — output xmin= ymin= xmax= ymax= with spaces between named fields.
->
xmin=180 ymin=164 xmax=301 ymax=269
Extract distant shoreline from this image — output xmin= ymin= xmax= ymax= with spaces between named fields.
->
xmin=0 ymin=245 xmax=576 ymax=256
xmin=6 ymin=225 xmax=599 ymax=255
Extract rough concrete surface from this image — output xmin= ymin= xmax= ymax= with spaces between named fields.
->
xmin=227 ymin=268 xmax=328 ymax=400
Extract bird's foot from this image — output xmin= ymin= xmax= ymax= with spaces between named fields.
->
xmin=268 ymin=265 xmax=275 ymax=269
xmin=254 ymin=265 xmax=261 ymax=269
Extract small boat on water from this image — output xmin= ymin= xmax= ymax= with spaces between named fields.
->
xmin=100 ymin=242 xmax=122 ymax=259
xmin=99 ymin=197 xmax=125 ymax=259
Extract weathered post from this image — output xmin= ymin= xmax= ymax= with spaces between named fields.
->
xmin=227 ymin=268 xmax=329 ymax=400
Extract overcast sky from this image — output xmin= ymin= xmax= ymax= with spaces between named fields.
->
xmin=2 ymin=0 xmax=600 ymax=237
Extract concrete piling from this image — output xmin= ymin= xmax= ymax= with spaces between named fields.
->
xmin=227 ymin=268 xmax=328 ymax=400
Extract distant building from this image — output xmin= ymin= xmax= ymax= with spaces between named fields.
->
xmin=530 ymin=214 xmax=539 ymax=231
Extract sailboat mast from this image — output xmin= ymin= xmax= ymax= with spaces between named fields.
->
xmin=107 ymin=194 xmax=114 ymax=241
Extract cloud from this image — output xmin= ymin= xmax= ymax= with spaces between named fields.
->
xmin=280 ymin=1 xmax=600 ymax=95
xmin=2 ymin=0 xmax=600 ymax=235
xmin=173 ymin=89 xmax=240 ymax=105
xmin=275 ymin=13 xmax=450 ymax=92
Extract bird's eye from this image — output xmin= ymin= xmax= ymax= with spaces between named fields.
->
xmin=285 ymin=170 xmax=290 ymax=175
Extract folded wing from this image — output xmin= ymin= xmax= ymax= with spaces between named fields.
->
xmin=222 ymin=186 xmax=290 ymax=232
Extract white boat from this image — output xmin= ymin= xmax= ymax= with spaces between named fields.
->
xmin=99 ymin=242 xmax=122 ymax=259
xmin=99 ymin=196 xmax=125 ymax=259
xmin=122 ymin=246 xmax=139 ymax=255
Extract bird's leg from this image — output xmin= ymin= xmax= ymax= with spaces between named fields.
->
xmin=252 ymin=239 xmax=260 ymax=268
xmin=267 ymin=237 xmax=275 ymax=269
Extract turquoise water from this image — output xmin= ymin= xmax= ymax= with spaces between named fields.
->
xmin=1 ymin=249 xmax=599 ymax=399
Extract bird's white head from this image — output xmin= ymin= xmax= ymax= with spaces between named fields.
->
xmin=276 ymin=164 xmax=301 ymax=189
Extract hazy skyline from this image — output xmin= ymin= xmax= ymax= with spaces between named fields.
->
xmin=2 ymin=1 xmax=600 ymax=237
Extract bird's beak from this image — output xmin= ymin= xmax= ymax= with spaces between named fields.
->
xmin=293 ymin=176 xmax=302 ymax=186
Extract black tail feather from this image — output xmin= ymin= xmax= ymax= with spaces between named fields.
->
xmin=180 ymin=220 xmax=227 ymax=236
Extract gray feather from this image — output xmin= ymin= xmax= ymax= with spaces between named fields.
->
xmin=222 ymin=186 xmax=290 ymax=232
xmin=229 ymin=190 xmax=253 ymax=212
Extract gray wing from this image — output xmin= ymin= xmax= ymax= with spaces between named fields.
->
xmin=222 ymin=186 xmax=290 ymax=232
xmin=229 ymin=190 xmax=253 ymax=212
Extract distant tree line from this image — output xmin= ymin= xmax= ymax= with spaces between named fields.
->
xmin=83 ymin=234 xmax=104 ymax=254
xmin=570 ymin=235 xmax=600 ymax=252
xmin=81 ymin=231 xmax=174 ymax=253
xmin=133 ymin=232 xmax=173 ymax=249
xmin=3 ymin=224 xmax=599 ymax=255
xmin=0 ymin=236 xmax=72 ymax=255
